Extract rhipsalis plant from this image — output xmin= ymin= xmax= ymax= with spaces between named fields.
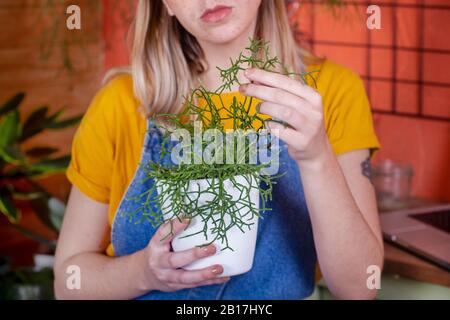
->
xmin=125 ymin=39 xmax=317 ymax=250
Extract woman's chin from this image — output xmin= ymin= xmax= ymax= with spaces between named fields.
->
xmin=196 ymin=28 xmax=249 ymax=45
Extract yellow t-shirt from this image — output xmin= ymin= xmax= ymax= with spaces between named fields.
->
xmin=66 ymin=60 xmax=380 ymax=256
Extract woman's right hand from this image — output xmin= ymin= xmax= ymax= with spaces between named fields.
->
xmin=140 ymin=218 xmax=230 ymax=292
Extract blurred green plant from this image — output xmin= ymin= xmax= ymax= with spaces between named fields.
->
xmin=0 ymin=267 xmax=54 ymax=300
xmin=0 ymin=92 xmax=81 ymax=243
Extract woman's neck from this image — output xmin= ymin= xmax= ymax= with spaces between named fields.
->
xmin=197 ymin=20 xmax=257 ymax=93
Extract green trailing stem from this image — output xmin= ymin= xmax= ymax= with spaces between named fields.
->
xmin=126 ymin=39 xmax=317 ymax=250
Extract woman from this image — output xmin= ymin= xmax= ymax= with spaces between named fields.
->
xmin=54 ymin=0 xmax=383 ymax=299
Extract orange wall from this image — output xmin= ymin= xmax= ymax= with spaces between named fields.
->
xmin=103 ymin=0 xmax=450 ymax=201
xmin=292 ymin=1 xmax=450 ymax=201
xmin=0 ymin=0 xmax=104 ymax=200
xmin=103 ymin=0 xmax=133 ymax=70
xmin=0 ymin=0 xmax=104 ymax=264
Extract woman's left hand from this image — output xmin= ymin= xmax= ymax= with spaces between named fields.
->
xmin=240 ymin=68 xmax=332 ymax=164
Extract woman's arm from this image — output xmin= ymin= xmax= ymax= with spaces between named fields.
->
xmin=298 ymin=147 xmax=383 ymax=299
xmin=54 ymin=186 xmax=228 ymax=300
xmin=54 ymin=186 xmax=151 ymax=299
xmin=240 ymin=68 xmax=383 ymax=299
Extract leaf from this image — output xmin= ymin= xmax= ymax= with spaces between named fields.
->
xmin=0 ymin=93 xmax=25 ymax=117
xmin=11 ymin=190 xmax=45 ymax=201
xmin=0 ymin=189 xmax=20 ymax=223
xmin=0 ymin=110 xmax=21 ymax=147
xmin=20 ymin=106 xmax=48 ymax=142
xmin=46 ymin=108 xmax=64 ymax=123
xmin=28 ymin=156 xmax=71 ymax=176
xmin=46 ymin=115 xmax=82 ymax=129
xmin=10 ymin=225 xmax=55 ymax=249
xmin=0 ymin=145 xmax=26 ymax=165
xmin=1 ymin=167 xmax=27 ymax=179
xmin=25 ymin=146 xmax=59 ymax=158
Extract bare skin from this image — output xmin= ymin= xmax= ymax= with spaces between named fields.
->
xmin=54 ymin=0 xmax=383 ymax=299
xmin=54 ymin=189 xmax=229 ymax=299
xmin=55 ymin=0 xmax=261 ymax=300
xmin=240 ymin=68 xmax=383 ymax=299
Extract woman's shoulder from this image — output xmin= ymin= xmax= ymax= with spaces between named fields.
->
xmin=306 ymin=59 xmax=379 ymax=155
xmin=104 ymin=72 xmax=134 ymax=90
xmin=99 ymin=72 xmax=138 ymax=112
xmin=83 ymin=73 xmax=141 ymax=126
xmin=67 ymin=73 xmax=140 ymax=205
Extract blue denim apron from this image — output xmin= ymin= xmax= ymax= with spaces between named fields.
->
xmin=111 ymin=120 xmax=317 ymax=300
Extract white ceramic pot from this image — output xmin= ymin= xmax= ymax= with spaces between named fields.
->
xmin=157 ymin=174 xmax=260 ymax=277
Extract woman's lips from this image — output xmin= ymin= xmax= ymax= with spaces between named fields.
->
xmin=200 ymin=5 xmax=232 ymax=23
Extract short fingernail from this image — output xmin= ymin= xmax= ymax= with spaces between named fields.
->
xmin=202 ymin=245 xmax=216 ymax=256
xmin=212 ymin=266 xmax=223 ymax=275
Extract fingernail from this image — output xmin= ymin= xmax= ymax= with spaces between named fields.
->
xmin=202 ymin=245 xmax=216 ymax=255
xmin=239 ymin=84 xmax=247 ymax=93
xmin=212 ymin=266 xmax=223 ymax=275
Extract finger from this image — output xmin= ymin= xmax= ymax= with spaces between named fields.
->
xmin=266 ymin=120 xmax=305 ymax=148
xmin=161 ymin=244 xmax=217 ymax=269
xmin=166 ymin=264 xmax=224 ymax=285
xmin=153 ymin=218 xmax=190 ymax=248
xmin=259 ymin=101 xmax=306 ymax=131
xmin=244 ymin=68 xmax=319 ymax=103
xmin=250 ymin=80 xmax=263 ymax=85
xmin=240 ymin=83 xmax=309 ymax=115
xmin=192 ymin=276 xmax=231 ymax=287
xmin=169 ymin=277 xmax=231 ymax=290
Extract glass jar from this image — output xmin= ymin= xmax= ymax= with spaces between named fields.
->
xmin=372 ymin=159 xmax=414 ymax=211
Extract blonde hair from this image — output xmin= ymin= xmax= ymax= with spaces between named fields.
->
xmin=111 ymin=0 xmax=311 ymax=117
